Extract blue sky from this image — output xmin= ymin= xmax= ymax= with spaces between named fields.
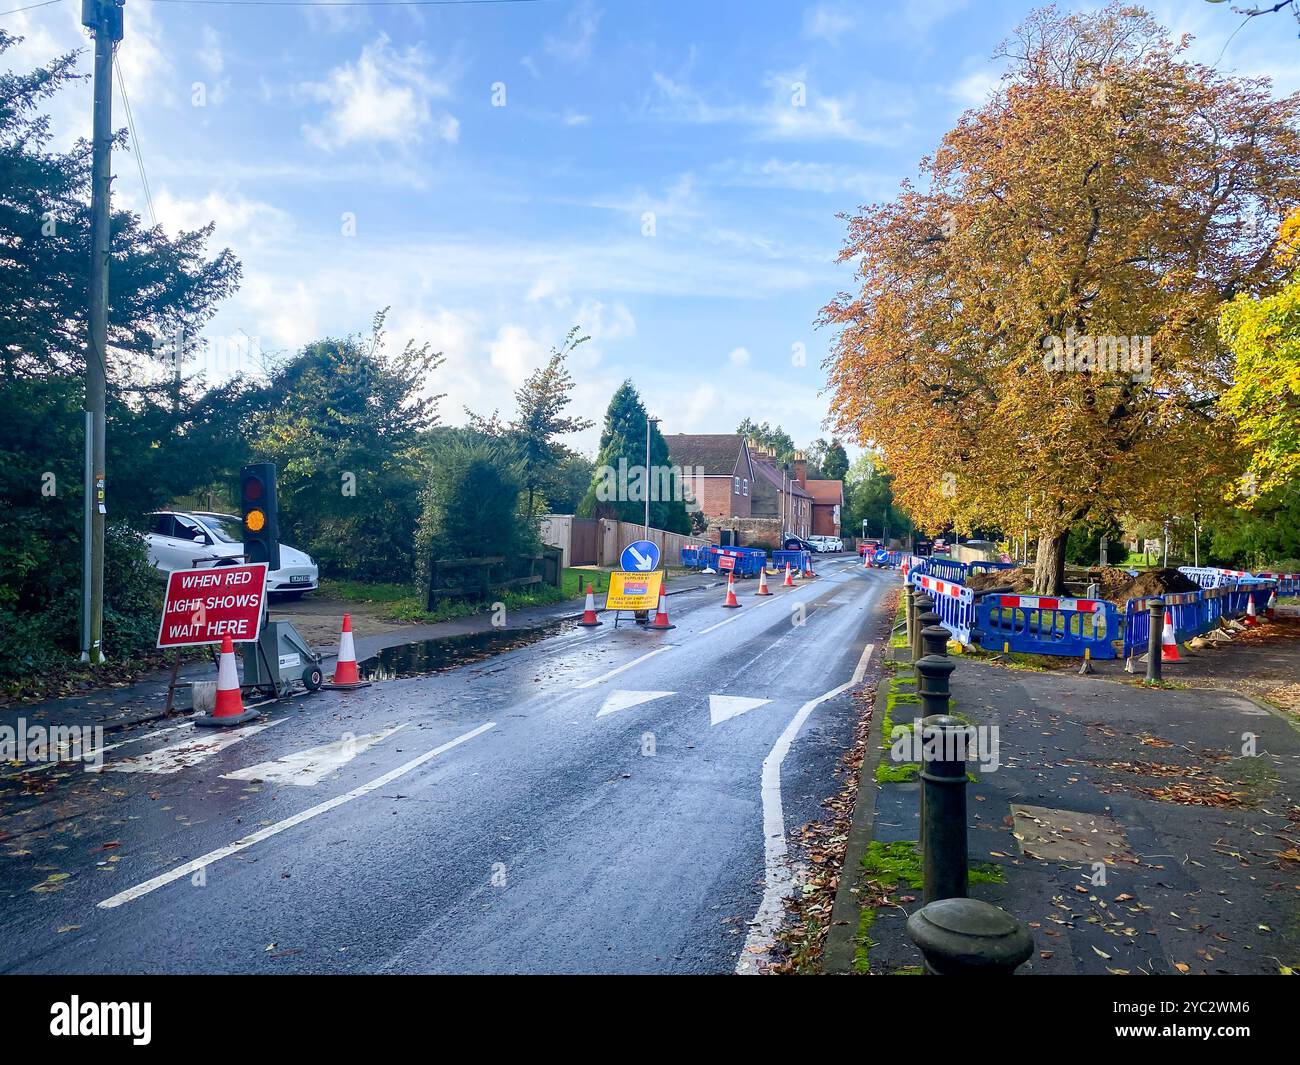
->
xmin=6 ymin=0 xmax=1300 ymax=456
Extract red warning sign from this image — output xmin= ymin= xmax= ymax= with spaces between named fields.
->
xmin=156 ymin=564 xmax=268 ymax=648
xmin=716 ymin=553 xmax=737 ymax=572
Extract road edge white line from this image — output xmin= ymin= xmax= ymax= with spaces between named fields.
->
xmin=97 ymin=721 xmax=496 ymax=909
xmin=736 ymin=640 xmax=875 ymax=973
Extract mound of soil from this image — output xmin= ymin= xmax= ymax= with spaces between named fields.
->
xmin=1114 ymin=567 xmax=1200 ymax=601
xmin=965 ymin=567 xmax=1035 ymax=592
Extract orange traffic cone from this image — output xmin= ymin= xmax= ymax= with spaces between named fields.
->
xmin=755 ymin=568 xmax=772 ymax=596
xmin=1160 ymin=613 xmax=1182 ymax=663
xmin=1266 ymin=590 xmax=1277 ymax=621
xmin=648 ymin=592 xmax=675 ymax=630
xmin=803 ymin=556 xmax=815 ymax=579
xmin=783 ymin=563 xmax=794 ymax=587
xmin=1244 ymin=594 xmax=1260 ymax=627
xmin=578 ymin=583 xmax=602 ymax=627
xmin=195 ymin=635 xmax=258 ymax=727
xmin=324 ymin=614 xmax=372 ymax=690
xmin=863 ymin=550 xmax=871 ymax=569
xmin=722 ymin=572 xmax=741 ymax=608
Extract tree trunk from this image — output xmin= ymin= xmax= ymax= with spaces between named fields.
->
xmin=1032 ymin=529 xmax=1069 ymax=595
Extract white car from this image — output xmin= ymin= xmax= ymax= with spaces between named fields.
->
xmin=144 ymin=511 xmax=319 ymax=596
xmin=809 ymin=536 xmax=841 ymax=553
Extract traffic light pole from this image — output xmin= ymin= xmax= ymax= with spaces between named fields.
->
xmin=80 ymin=0 xmax=123 ymax=663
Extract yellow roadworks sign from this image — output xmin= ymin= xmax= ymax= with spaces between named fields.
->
xmin=604 ymin=570 xmax=663 ymax=611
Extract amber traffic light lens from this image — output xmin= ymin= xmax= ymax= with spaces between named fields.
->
xmin=245 ymin=509 xmax=266 ymax=532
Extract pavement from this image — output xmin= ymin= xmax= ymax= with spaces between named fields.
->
xmin=0 ymin=553 xmax=889 ymax=974
xmin=827 ymin=645 xmax=1300 ymax=975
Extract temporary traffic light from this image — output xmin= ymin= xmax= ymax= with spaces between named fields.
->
xmin=239 ymin=462 xmax=280 ymax=571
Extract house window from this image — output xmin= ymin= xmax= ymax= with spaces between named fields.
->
xmin=742 ymin=479 xmax=748 ymax=496
xmin=734 ymin=477 xmax=740 ymax=494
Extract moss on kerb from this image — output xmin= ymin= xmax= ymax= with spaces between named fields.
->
xmin=852 ymin=840 xmax=1005 ymax=973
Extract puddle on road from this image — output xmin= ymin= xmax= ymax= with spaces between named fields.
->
xmin=358 ymin=621 xmax=579 ymax=681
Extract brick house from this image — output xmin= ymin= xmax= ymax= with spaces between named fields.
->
xmin=662 ymin=434 xmax=754 ymax=520
xmin=746 ymin=443 xmax=814 ymax=540
xmin=805 ymin=478 xmax=844 ymax=537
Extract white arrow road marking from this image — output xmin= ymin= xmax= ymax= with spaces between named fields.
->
xmin=737 ymin=640 xmax=875 ymax=974
xmin=709 ymin=695 xmax=771 ymax=726
xmin=98 ymin=721 xmax=496 ymax=909
xmin=596 ymin=690 xmax=674 ymax=718
xmin=89 ymin=721 xmax=283 ymax=775
xmin=221 ymin=723 xmax=407 ymax=786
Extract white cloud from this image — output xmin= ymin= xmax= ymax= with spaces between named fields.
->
xmin=153 ymin=188 xmax=294 ymax=248
xmin=803 ymin=4 xmax=856 ymax=43
xmin=710 ymin=157 xmax=893 ymax=198
xmin=727 ymin=346 xmax=751 ymax=366
xmin=198 ymin=25 xmax=224 ymax=75
xmin=301 ymin=35 xmax=456 ymax=151
xmin=948 ymin=69 xmax=999 ymax=108
xmin=544 ymin=0 xmax=601 ymax=63
xmin=647 ymin=68 xmax=911 ymax=146
xmin=489 ymin=323 xmax=547 ymax=386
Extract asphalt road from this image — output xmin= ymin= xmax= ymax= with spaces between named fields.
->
xmin=0 ymin=555 xmax=891 ymax=974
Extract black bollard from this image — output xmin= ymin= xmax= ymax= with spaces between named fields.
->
xmin=915 ymin=653 xmax=959 ymax=901
xmin=905 ymin=586 xmax=917 ymax=654
xmin=920 ymin=610 xmax=949 ymax=658
xmin=906 ymin=897 xmax=1035 ymax=975
xmin=911 ymin=594 xmax=934 ymax=661
xmin=1145 ymin=598 xmax=1164 ymax=683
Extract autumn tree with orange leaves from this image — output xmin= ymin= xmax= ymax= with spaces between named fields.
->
xmin=821 ymin=3 xmax=1300 ymax=593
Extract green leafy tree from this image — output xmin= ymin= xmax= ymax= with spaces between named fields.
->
xmin=736 ymin=418 xmax=796 ymax=465
xmin=468 ymin=327 xmax=593 ymax=515
xmin=578 ymin=380 xmax=690 ymax=533
xmin=415 ymin=438 xmax=535 ymax=575
xmin=249 ymin=311 xmax=442 ymax=581
xmin=0 ymin=33 xmax=241 ymax=682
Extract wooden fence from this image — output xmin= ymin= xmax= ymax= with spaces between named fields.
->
xmin=425 ymin=547 xmax=562 ymax=611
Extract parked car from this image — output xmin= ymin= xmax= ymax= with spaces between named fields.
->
xmin=810 ymin=536 xmax=843 ymax=553
xmin=144 ymin=511 xmax=319 ymax=597
xmin=858 ymin=538 xmax=883 ymax=556
xmin=782 ymin=533 xmax=816 ymax=552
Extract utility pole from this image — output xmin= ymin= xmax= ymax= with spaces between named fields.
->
xmin=643 ymin=414 xmax=659 ymax=539
xmin=80 ymin=0 xmax=123 ymax=663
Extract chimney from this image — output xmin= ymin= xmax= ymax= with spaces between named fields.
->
xmin=747 ymin=437 xmax=768 ymax=462
xmin=793 ymin=450 xmax=807 ymax=487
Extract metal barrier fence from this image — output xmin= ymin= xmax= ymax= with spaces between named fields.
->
xmin=969 ymin=560 xmax=1019 ymax=575
xmin=911 ymin=573 xmax=976 ymax=644
xmin=1121 ymin=580 xmax=1279 ymax=657
xmin=924 ymin=558 xmax=969 ymax=583
xmin=1257 ymin=572 xmax=1300 ymax=596
xmin=772 ymin=549 xmax=812 ymax=574
xmin=976 ymin=594 xmax=1120 ymax=659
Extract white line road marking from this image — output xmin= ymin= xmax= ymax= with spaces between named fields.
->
xmin=708 ymin=694 xmax=772 ymax=726
xmin=737 ymin=640 xmax=876 ymax=973
xmin=97 ymin=721 xmax=496 ymax=909
xmin=576 ymin=645 xmax=672 ymax=689
xmin=221 ymin=723 xmax=408 ymax=787
xmin=10 ymin=721 xmax=197 ymax=776
xmin=596 ymin=690 xmax=675 ymax=718
xmin=89 ymin=721 xmax=283 ymax=775
xmin=697 ymin=612 xmax=744 ymax=636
